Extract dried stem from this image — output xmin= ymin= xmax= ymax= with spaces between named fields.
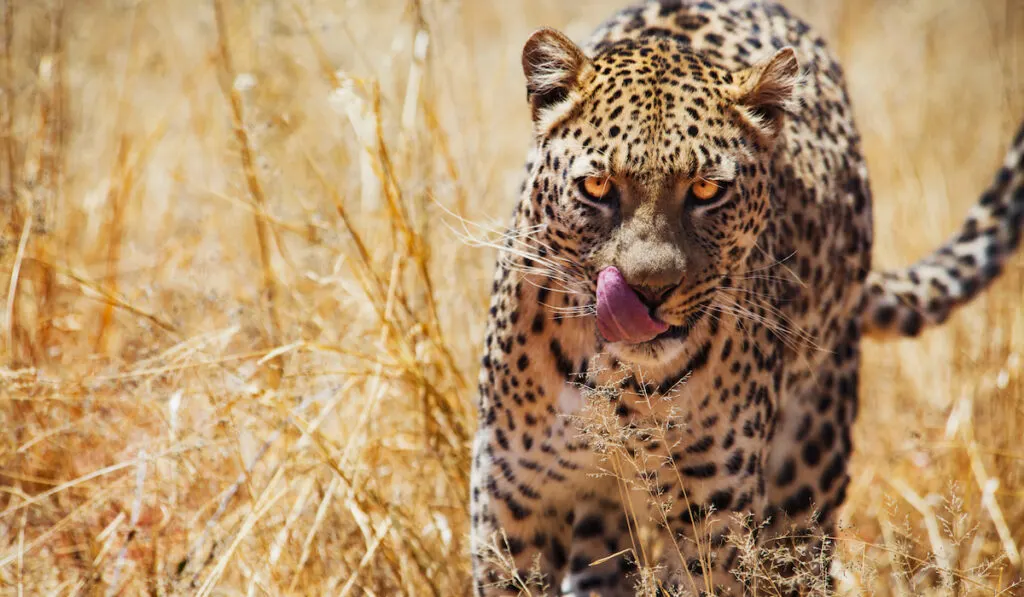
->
xmin=1 ymin=0 xmax=15 ymax=232
xmin=211 ymin=0 xmax=284 ymax=387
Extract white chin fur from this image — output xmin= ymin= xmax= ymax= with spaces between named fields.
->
xmin=605 ymin=336 xmax=686 ymax=367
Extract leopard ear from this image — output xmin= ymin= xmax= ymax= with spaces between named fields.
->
xmin=522 ymin=28 xmax=593 ymax=124
xmin=735 ymin=47 xmax=800 ymax=136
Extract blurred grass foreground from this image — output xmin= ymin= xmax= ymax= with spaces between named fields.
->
xmin=1 ymin=0 xmax=1023 ymax=595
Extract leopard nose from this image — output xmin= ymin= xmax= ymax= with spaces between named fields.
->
xmin=619 ymin=266 xmax=684 ymax=307
xmin=633 ymin=281 xmax=681 ymax=308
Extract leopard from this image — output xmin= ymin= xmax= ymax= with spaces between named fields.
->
xmin=469 ymin=1 xmax=1024 ymax=595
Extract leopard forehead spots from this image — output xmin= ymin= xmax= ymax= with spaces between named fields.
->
xmin=577 ymin=39 xmax=750 ymax=175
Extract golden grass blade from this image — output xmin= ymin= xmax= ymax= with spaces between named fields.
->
xmin=211 ymin=0 xmax=284 ymax=388
xmin=4 ymin=213 xmax=31 ymax=362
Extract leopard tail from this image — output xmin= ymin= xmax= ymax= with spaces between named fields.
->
xmin=862 ymin=121 xmax=1024 ymax=338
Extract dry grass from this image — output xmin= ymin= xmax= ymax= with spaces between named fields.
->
xmin=0 ymin=0 xmax=1023 ymax=595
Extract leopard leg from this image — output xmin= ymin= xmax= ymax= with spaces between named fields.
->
xmin=566 ymin=484 xmax=638 ymax=597
xmin=760 ymin=322 xmax=860 ymax=595
xmin=471 ymin=429 xmax=574 ymax=596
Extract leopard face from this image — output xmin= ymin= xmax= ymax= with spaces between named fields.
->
xmin=522 ymin=30 xmax=799 ymax=365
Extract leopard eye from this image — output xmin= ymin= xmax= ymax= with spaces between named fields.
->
xmin=687 ymin=179 xmax=730 ymax=205
xmin=578 ymin=176 xmax=619 ymax=204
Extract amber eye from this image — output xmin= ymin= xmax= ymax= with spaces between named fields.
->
xmin=688 ymin=179 xmax=729 ymax=205
xmin=578 ymin=176 xmax=619 ymax=203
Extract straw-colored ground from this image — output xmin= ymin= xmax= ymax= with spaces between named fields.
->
xmin=1 ymin=0 xmax=1023 ymax=595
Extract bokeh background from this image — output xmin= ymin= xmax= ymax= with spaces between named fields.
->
xmin=1 ymin=0 xmax=1022 ymax=594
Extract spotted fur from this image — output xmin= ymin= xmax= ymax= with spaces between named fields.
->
xmin=470 ymin=1 xmax=1024 ymax=595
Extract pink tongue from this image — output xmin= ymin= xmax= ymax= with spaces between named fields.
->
xmin=596 ymin=266 xmax=669 ymax=344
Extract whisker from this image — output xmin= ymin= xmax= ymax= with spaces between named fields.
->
xmin=513 ymin=272 xmax=587 ymax=299
xmin=716 ymin=289 xmax=817 ymax=342
xmin=548 ymin=304 xmax=597 ymax=320
xmin=507 ymin=263 xmax=581 ymax=287
xmin=751 ymin=244 xmax=806 ymax=288
xmin=709 ymin=297 xmax=824 ymax=355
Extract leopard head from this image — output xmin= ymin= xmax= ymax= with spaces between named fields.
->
xmin=519 ymin=28 xmax=800 ymax=364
